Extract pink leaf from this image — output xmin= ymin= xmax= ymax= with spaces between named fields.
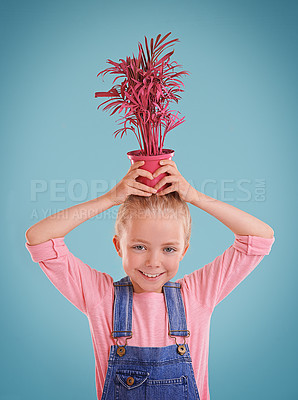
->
xmin=94 ymin=32 xmax=189 ymax=155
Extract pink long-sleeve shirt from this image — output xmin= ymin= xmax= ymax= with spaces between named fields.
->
xmin=25 ymin=234 xmax=275 ymax=400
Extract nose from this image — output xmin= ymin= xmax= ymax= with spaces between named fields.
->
xmin=145 ymin=250 xmax=161 ymax=268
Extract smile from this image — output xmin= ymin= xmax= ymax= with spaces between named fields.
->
xmin=139 ymin=270 xmax=165 ymax=280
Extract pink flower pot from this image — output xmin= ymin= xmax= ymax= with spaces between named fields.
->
xmin=127 ymin=149 xmax=175 ymax=193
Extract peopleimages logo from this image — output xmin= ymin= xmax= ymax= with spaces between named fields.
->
xmin=28 ymin=178 xmax=267 ymax=220
xmin=30 ymin=179 xmax=117 ymax=202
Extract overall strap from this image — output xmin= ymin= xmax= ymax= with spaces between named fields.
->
xmin=162 ymin=281 xmax=189 ymax=337
xmin=112 ymin=276 xmax=189 ymax=339
xmin=112 ymin=276 xmax=133 ymax=338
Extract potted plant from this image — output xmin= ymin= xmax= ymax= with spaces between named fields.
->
xmin=94 ymin=32 xmax=190 ymax=191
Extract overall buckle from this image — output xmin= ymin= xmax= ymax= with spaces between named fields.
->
xmin=169 ymin=330 xmax=190 ymax=355
xmin=111 ymin=331 xmax=133 ymax=357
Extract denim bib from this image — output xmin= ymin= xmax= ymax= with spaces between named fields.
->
xmin=101 ymin=275 xmax=200 ymax=399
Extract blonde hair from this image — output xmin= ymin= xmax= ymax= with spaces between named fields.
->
xmin=114 ymin=191 xmax=192 ymax=249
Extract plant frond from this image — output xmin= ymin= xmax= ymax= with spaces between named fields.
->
xmin=94 ymin=32 xmax=189 ymax=155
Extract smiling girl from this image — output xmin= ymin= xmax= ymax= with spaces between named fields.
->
xmin=25 ymin=159 xmax=275 ymax=399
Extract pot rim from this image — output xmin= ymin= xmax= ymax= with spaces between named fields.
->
xmin=127 ymin=149 xmax=175 ymax=160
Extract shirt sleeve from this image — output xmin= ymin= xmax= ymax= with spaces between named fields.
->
xmin=25 ymin=237 xmax=113 ymax=315
xmin=180 ymin=234 xmax=275 ymax=311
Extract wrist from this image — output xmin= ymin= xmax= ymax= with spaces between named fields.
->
xmin=188 ymin=187 xmax=200 ymax=205
xmin=189 ymin=190 xmax=215 ymax=208
xmin=101 ymin=191 xmax=117 ymax=208
xmin=95 ymin=192 xmax=116 ymax=210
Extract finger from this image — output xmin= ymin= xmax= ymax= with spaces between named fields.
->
xmin=154 ymin=175 xmax=175 ymax=191
xmin=130 ymin=161 xmax=145 ymax=170
xmin=129 ymin=181 xmax=157 ymax=194
xmin=129 ymin=188 xmax=154 ymax=197
xmin=152 ymin=164 xmax=176 ymax=178
xmin=158 ymin=159 xmax=176 ymax=167
xmin=134 ymin=168 xmax=154 ymax=180
xmin=156 ymin=185 xmax=175 ymax=196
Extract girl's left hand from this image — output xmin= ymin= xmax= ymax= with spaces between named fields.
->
xmin=153 ymin=160 xmax=197 ymax=203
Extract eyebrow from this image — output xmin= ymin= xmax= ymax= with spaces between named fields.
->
xmin=131 ymin=238 xmax=181 ymax=246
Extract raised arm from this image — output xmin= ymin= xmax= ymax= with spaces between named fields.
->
xmin=25 ymin=161 xmax=156 ymax=245
xmin=25 ymin=194 xmax=115 ymax=245
xmin=152 ymin=159 xmax=274 ymax=239
xmin=189 ymin=191 xmax=274 ymax=239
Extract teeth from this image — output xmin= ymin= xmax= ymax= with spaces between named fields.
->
xmin=141 ymin=271 xmax=161 ymax=278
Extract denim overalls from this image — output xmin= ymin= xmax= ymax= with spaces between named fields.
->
xmin=101 ymin=276 xmax=201 ymax=400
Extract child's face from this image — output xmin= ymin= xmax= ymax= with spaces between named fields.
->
xmin=113 ymin=216 xmax=189 ymax=293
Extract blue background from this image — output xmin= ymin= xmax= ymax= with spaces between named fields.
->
xmin=1 ymin=0 xmax=297 ymax=398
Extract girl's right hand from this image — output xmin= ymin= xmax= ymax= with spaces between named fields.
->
xmin=107 ymin=161 xmax=157 ymax=206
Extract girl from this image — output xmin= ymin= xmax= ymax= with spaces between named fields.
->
xmin=25 ymin=159 xmax=275 ymax=400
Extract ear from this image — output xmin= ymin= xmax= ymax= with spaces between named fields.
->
xmin=113 ymin=235 xmax=122 ymax=257
xmin=180 ymin=242 xmax=190 ymax=261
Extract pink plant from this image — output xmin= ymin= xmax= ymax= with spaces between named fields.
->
xmin=94 ymin=32 xmax=190 ymax=156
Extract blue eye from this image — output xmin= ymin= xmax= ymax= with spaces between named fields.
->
xmin=133 ymin=245 xmax=145 ymax=250
xmin=164 ymin=247 xmax=176 ymax=253
xmin=132 ymin=246 xmax=176 ymax=253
